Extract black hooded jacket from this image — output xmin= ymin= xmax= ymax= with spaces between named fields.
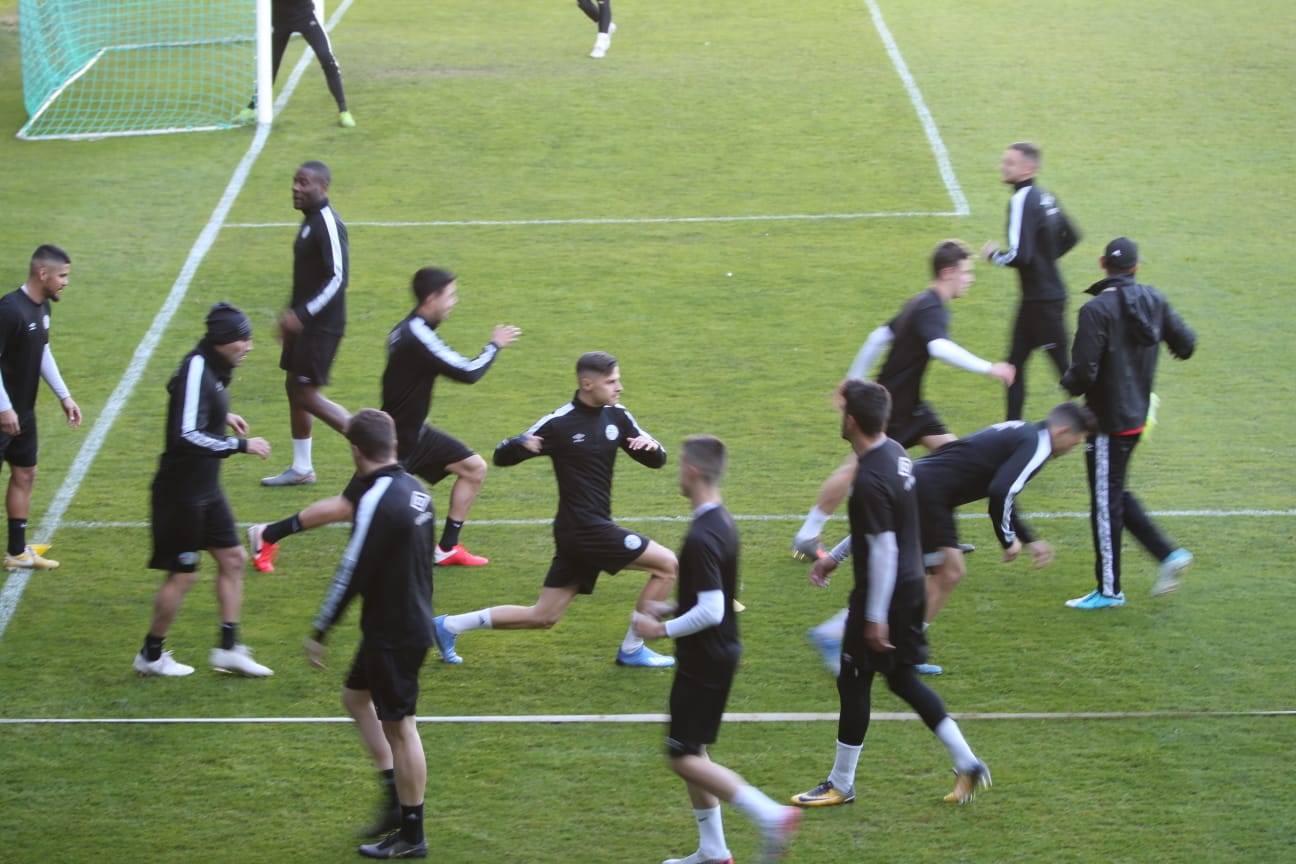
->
xmin=1061 ymin=273 xmax=1195 ymax=434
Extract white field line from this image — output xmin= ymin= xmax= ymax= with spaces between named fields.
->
xmin=0 ymin=0 xmax=357 ymax=642
xmin=1 ymin=709 xmax=1292 ymax=726
xmin=49 ymin=509 xmax=1296 ymax=531
xmin=225 ymin=211 xmax=962 ymax=229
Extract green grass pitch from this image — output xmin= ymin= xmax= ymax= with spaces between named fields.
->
xmin=1 ymin=1 xmax=1293 ymax=862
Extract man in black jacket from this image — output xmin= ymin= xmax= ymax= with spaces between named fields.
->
xmin=982 ymin=142 xmax=1071 ymax=421
xmin=133 ymin=303 xmax=273 ymax=678
xmin=1061 ymin=237 xmax=1196 ymax=608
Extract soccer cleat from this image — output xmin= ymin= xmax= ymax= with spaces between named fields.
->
xmin=133 ymin=650 xmax=194 ymax=677
xmin=790 ymin=537 xmax=828 ymax=561
xmin=790 ymin=779 xmax=855 ymax=807
xmin=434 ymin=544 xmax=489 ymax=566
xmin=616 ymin=644 xmax=675 ymax=668
xmin=247 ymin=524 xmax=278 ymax=573
xmin=433 ymin=615 xmax=463 ymax=664
xmin=235 ymin=106 xmax=256 ymax=124
xmin=590 ymin=33 xmax=610 ymax=58
xmin=359 ymin=805 xmax=402 ymax=838
xmin=958 ymin=542 xmax=976 ymax=554
xmin=662 ymin=853 xmax=732 ymax=864
xmin=806 ymin=630 xmax=841 ymax=676
xmin=915 ymin=662 xmax=943 ymax=675
xmin=4 ymin=546 xmax=59 ymax=570
xmin=339 ymin=110 xmax=356 ymax=128
xmin=757 ymin=806 xmax=801 ymax=863
xmin=359 ymin=830 xmax=428 ymax=859
xmin=943 ymin=760 xmax=992 ymax=803
xmin=210 ymin=644 xmax=273 ymax=677
xmin=1065 ymin=590 xmax=1126 ymax=610
xmin=260 ymin=467 xmax=316 ymax=487
xmin=1151 ymin=548 xmax=1193 ymax=597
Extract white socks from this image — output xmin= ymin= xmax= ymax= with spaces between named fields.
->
xmin=934 ymin=717 xmax=978 ymax=772
xmin=291 ymin=437 xmax=313 ymax=474
xmin=620 ymin=623 xmax=644 ymax=655
xmin=443 ymin=610 xmax=493 ymax=635
xmin=828 ymin=740 xmax=863 ymax=791
xmin=795 ymin=506 xmax=830 ymax=544
xmin=731 ymin=784 xmax=787 ymax=828
xmin=693 ymin=806 xmax=728 ymax=860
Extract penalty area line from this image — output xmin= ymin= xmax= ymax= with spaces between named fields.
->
xmin=1 ymin=709 xmax=1292 ymax=726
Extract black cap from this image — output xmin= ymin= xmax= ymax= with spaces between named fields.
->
xmin=205 ymin=302 xmax=253 ymax=344
xmin=1102 ymin=237 xmax=1140 ymax=272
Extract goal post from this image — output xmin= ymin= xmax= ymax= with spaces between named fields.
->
xmin=17 ymin=0 xmax=275 ymax=141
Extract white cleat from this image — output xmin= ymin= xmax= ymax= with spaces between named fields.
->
xmin=590 ymin=33 xmax=611 ymax=58
xmin=133 ymin=650 xmax=194 ymax=677
xmin=210 ymin=644 xmax=274 ymax=677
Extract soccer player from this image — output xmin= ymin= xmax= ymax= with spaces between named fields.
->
xmin=433 ymin=351 xmax=679 ymax=668
xmin=807 ymin=401 xmax=1098 ymax=671
xmin=790 ymin=380 xmax=990 ymax=810
xmin=262 ymin=160 xmax=351 ymax=487
xmin=0 ymin=244 xmax=81 ymax=570
xmin=576 ymin=0 xmax=616 ymax=58
xmin=981 ymin=142 xmax=1071 ymax=421
xmin=1061 ymin=237 xmax=1196 ymax=607
xmin=132 ymin=303 xmax=273 ymax=678
xmin=239 ymin=0 xmax=355 ymax=128
xmin=247 ymin=268 xmax=521 ymax=572
xmin=305 ymin=409 xmax=436 ymax=859
xmin=633 ymin=435 xmax=800 ymax=864
xmin=790 ymin=239 xmax=1015 ymax=561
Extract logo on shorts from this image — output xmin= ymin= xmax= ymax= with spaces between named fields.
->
xmin=624 ymin=534 xmax=642 ymax=551
xmin=178 ymin=551 xmax=199 ymax=567
xmin=605 ymin=424 xmax=618 ymax=441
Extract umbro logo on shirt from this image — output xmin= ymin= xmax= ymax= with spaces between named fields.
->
xmin=572 ymin=433 xmax=585 ymax=444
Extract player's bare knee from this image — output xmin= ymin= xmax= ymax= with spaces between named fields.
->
xmin=459 ymin=454 xmax=487 ymax=485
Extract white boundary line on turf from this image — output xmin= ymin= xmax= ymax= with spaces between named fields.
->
xmin=864 ymin=0 xmax=969 ymax=216
xmin=47 ymin=509 xmax=1296 ymax=531
xmin=225 ymin=211 xmax=963 ymax=229
xmin=0 ymin=0 xmax=358 ymax=642
xmin=1 ymin=709 xmax=1292 ymax=726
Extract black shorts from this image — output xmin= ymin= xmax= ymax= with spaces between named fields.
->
xmin=148 ymin=490 xmax=240 ymax=572
xmin=343 ymin=641 xmax=429 ymax=722
xmin=1010 ymin=299 xmax=1069 ymax=353
xmin=280 ymin=329 xmax=341 ymax=387
xmin=0 ymin=410 xmax=38 ymax=468
xmin=402 ymin=426 xmax=475 ymax=486
xmin=917 ymin=487 xmax=959 ymax=554
xmin=841 ymin=585 xmax=929 ymax=673
xmin=888 ymin=400 xmax=948 ymax=449
xmin=544 ymin=522 xmax=650 ymax=595
xmin=666 ymin=668 xmax=736 ymax=757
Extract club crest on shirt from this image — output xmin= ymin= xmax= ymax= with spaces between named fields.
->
xmin=301 ymin=225 xmax=312 ymax=239
xmin=605 ymin=424 xmax=618 ymax=441
xmin=624 ymin=534 xmax=642 ymax=551
xmin=42 ymin=315 xmax=50 ymax=330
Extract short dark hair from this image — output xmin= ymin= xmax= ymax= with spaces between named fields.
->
xmin=841 ymin=379 xmax=891 ymax=437
xmin=298 ymin=160 xmax=331 ymax=185
xmin=931 ymin=239 xmax=971 ymax=278
xmin=680 ymin=435 xmax=727 ymax=485
xmin=576 ymin=351 xmax=618 ymax=379
xmin=30 ymin=244 xmax=70 ymax=274
xmin=345 ymin=409 xmax=396 ymax=462
xmin=412 ymin=267 xmax=456 ymax=303
xmin=1046 ymin=401 xmax=1098 ymax=437
xmin=1010 ymin=141 xmax=1041 ymax=165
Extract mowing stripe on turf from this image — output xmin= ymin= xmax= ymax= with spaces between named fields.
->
xmin=226 ymin=211 xmax=963 ymax=229
xmin=47 ymin=509 xmax=1296 ymax=531
xmin=0 ymin=0 xmax=359 ymax=642
xmin=0 ymin=709 xmax=1291 ymax=726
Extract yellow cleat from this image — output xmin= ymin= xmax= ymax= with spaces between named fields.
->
xmin=790 ymin=779 xmax=855 ymax=807
xmin=943 ymin=761 xmax=992 ymax=804
xmin=5 ymin=545 xmax=59 ymax=570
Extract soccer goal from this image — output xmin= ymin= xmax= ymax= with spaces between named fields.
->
xmin=16 ymin=0 xmax=276 ymax=141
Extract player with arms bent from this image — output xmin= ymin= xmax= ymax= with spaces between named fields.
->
xmin=434 ymin=351 xmax=678 ymax=668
